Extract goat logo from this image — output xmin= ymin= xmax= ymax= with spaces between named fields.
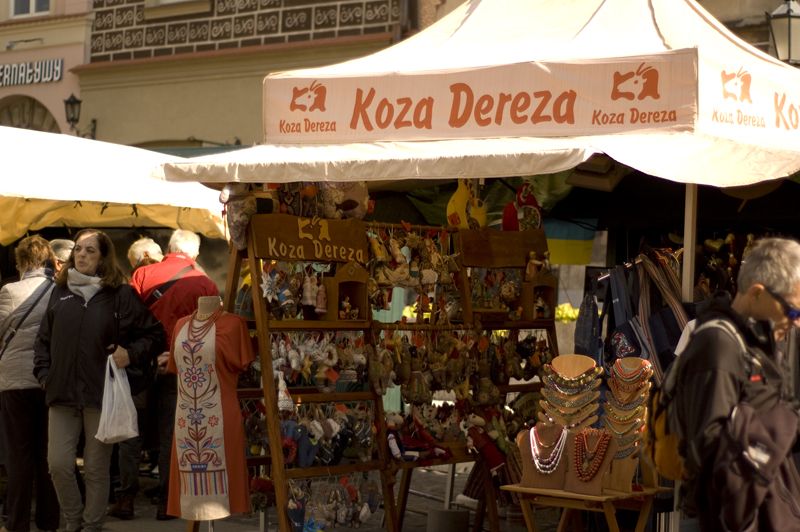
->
xmin=611 ymin=63 xmax=660 ymax=101
xmin=290 ymin=81 xmax=327 ymax=112
xmin=721 ymin=69 xmax=752 ymax=103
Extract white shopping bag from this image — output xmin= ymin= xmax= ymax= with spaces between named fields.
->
xmin=95 ymin=355 xmax=138 ymax=444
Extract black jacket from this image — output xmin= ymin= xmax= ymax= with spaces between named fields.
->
xmin=675 ymin=292 xmax=800 ymax=529
xmin=33 ymin=283 xmax=165 ymax=409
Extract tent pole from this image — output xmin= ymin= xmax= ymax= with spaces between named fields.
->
xmin=682 ymin=184 xmax=698 ymax=303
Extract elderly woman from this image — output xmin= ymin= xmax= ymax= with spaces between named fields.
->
xmin=33 ymin=229 xmax=165 ymax=532
xmin=0 ymin=235 xmax=59 ymax=532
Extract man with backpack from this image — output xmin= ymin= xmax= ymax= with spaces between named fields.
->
xmin=672 ymin=237 xmax=800 ymax=530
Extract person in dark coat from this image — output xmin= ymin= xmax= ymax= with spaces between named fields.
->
xmin=33 ymin=229 xmax=165 ymax=532
xmin=674 ymin=237 xmax=800 ymax=531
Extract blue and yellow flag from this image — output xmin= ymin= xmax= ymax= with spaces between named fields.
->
xmin=543 ymin=219 xmax=597 ymax=265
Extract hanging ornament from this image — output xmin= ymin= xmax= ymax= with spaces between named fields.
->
xmin=502 ymin=182 xmax=542 ymax=231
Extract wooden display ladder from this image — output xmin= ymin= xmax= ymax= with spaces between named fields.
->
xmin=221 ymin=214 xmax=399 ymax=532
xmin=218 ymin=215 xmax=542 ymax=532
xmin=455 ymin=226 xmax=559 ymax=362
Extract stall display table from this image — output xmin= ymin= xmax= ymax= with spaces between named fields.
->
xmin=500 ymin=484 xmax=669 ymax=532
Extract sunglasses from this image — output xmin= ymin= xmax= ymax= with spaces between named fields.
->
xmin=764 ymin=286 xmax=800 ymax=321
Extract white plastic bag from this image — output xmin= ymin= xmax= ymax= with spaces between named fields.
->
xmin=95 ymin=355 xmax=138 ymax=444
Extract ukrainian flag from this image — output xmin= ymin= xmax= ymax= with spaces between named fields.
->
xmin=543 ymin=219 xmax=597 ymax=265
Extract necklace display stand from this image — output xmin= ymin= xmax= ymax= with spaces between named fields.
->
xmin=601 ymin=358 xmax=654 ymax=493
xmin=517 ymin=424 xmax=567 ymax=490
xmin=603 ymin=455 xmax=639 ymax=493
xmin=563 ymin=430 xmax=618 ymax=496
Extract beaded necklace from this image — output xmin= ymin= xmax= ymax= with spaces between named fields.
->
xmin=602 ymin=416 xmax=643 ymax=437
xmin=609 ymin=368 xmax=653 ymax=392
xmin=537 ymin=411 xmax=598 ymax=432
xmin=542 ymin=374 xmax=601 ymax=396
xmin=541 ymin=389 xmax=600 ymax=413
xmin=611 ymin=358 xmax=652 ymax=383
xmin=614 ymin=428 xmax=644 ymax=449
xmin=608 ymin=376 xmax=650 ymax=403
xmin=605 ymin=404 xmax=646 ymax=424
xmin=540 ymin=400 xmax=599 ymax=427
xmin=605 ymin=387 xmax=649 ymax=411
xmin=530 ymin=425 xmax=568 ymax=474
xmin=574 ymin=429 xmax=612 ymax=482
xmin=544 ymin=364 xmax=603 ymax=387
xmin=187 ymin=309 xmax=223 ymax=343
xmin=614 ymin=442 xmax=640 ymax=460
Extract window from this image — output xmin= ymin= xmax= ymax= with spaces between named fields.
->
xmin=13 ymin=0 xmax=49 ymax=17
xmin=144 ymin=0 xmax=210 ymax=20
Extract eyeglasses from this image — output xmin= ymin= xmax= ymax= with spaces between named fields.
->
xmin=764 ymin=286 xmax=800 ymax=321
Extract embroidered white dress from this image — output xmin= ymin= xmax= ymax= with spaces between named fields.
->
xmin=167 ymin=312 xmax=255 ymax=520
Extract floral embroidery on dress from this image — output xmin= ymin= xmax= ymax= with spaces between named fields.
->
xmin=174 ymin=332 xmax=229 ymax=504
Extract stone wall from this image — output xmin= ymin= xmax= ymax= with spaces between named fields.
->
xmin=90 ymin=0 xmax=401 ymax=62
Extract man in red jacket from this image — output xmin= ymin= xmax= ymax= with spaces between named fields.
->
xmin=130 ymin=229 xmax=219 ymax=520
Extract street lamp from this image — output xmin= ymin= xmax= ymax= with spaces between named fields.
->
xmin=63 ymin=93 xmax=97 ymax=139
xmin=767 ymin=0 xmax=800 ymax=64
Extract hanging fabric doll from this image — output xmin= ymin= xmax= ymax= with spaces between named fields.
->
xmin=502 ymin=182 xmax=542 ymax=231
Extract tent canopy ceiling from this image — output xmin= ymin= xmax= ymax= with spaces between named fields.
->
xmin=163 ymin=0 xmax=800 ymax=187
xmin=3 ymin=126 xmax=224 ymax=245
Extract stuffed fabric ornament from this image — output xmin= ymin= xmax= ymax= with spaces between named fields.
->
xmin=319 ymin=182 xmax=369 ymax=219
xmin=219 ymin=183 xmax=256 ymax=251
xmin=464 ymin=414 xmax=506 ymax=474
xmin=502 ymin=182 xmax=542 ymax=231
xmin=277 ymin=373 xmax=295 ymax=413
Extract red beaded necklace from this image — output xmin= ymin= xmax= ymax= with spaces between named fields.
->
xmin=188 ymin=309 xmax=223 ymax=343
xmin=574 ymin=428 xmax=611 ymax=482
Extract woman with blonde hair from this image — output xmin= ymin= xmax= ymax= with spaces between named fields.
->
xmin=33 ymin=229 xmax=165 ymax=532
xmin=0 ymin=235 xmax=59 ymax=532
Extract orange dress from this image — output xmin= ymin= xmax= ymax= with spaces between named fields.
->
xmin=166 ymin=312 xmax=255 ymax=520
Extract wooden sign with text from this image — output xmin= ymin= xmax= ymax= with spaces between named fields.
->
xmin=249 ymin=213 xmax=368 ymax=264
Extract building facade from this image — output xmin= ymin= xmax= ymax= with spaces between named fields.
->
xmin=0 ymin=0 xmax=92 ymax=133
xmin=0 ymin=0 xmax=788 ymax=143
xmin=76 ymin=0 xmax=405 ymax=146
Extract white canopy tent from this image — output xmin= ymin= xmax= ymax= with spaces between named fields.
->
xmin=164 ymin=0 xmax=800 ymax=187
xmin=1 ymin=126 xmax=225 ymax=245
xmin=162 ymin=0 xmax=800 ymax=297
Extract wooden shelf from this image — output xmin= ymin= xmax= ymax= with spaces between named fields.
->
xmin=245 ymin=455 xmax=272 ymax=467
xmin=292 ymin=391 xmax=374 ymax=403
xmin=285 ymin=460 xmax=384 ymax=479
xmin=265 ymin=319 xmax=371 ymax=331
xmin=237 ymin=388 xmax=267 ymax=399
xmin=498 ymin=382 xmax=542 ymax=394
xmin=372 ymin=322 xmax=473 ymax=331
xmin=473 ymin=319 xmax=555 ymax=329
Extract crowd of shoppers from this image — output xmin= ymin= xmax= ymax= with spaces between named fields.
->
xmin=0 ymin=228 xmax=216 ymax=532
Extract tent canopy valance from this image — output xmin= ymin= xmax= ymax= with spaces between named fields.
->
xmin=163 ymin=0 xmax=800 ymax=188
xmin=2 ymin=126 xmax=224 ymax=245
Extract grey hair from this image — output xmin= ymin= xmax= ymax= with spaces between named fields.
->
xmin=127 ymin=237 xmax=163 ymax=267
xmin=738 ymin=237 xmax=800 ymax=296
xmin=168 ymin=229 xmax=201 ymax=257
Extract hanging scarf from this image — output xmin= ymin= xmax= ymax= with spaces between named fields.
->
xmin=67 ymin=268 xmax=103 ymax=303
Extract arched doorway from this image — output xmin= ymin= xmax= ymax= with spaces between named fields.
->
xmin=0 ymin=95 xmax=60 ymax=132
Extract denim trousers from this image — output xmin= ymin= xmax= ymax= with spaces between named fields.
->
xmin=48 ymin=406 xmax=113 ymax=532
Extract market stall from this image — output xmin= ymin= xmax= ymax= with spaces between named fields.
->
xmin=159 ymin=0 xmax=800 ymax=530
xmin=2 ymin=125 xmax=224 ymax=244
